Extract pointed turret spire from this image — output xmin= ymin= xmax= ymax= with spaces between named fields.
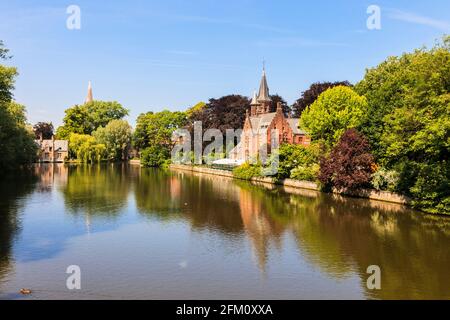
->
xmin=85 ymin=81 xmax=93 ymax=104
xmin=250 ymin=91 xmax=259 ymax=105
xmin=257 ymin=67 xmax=270 ymax=103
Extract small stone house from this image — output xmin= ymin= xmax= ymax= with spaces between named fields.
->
xmin=35 ymin=136 xmax=69 ymax=163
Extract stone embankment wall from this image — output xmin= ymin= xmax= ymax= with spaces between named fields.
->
xmin=169 ymin=164 xmax=411 ymax=206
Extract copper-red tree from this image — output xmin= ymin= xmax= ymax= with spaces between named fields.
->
xmin=318 ymin=128 xmax=374 ymax=191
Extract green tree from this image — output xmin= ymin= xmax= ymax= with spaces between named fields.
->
xmin=232 ymin=162 xmax=262 ymax=180
xmin=93 ymin=119 xmax=132 ymax=161
xmin=133 ymin=110 xmax=187 ymax=167
xmin=56 ymin=101 xmax=128 ymax=139
xmin=0 ymin=41 xmax=37 ymax=173
xmin=276 ymin=143 xmax=320 ymax=181
xmin=186 ymin=101 xmax=206 ymax=118
xmin=356 ymin=36 xmax=450 ymax=164
xmin=68 ymin=133 xmax=105 ymax=162
xmin=356 ymin=36 xmax=450 ymax=214
xmin=140 ymin=145 xmax=170 ymax=167
xmin=300 ymin=86 xmax=367 ymax=148
xmin=0 ymin=65 xmax=16 ymax=103
xmin=0 ymin=40 xmax=12 ymax=60
xmin=133 ymin=110 xmax=187 ymax=150
xmin=85 ymin=101 xmax=129 ymax=130
xmin=292 ymin=81 xmax=352 ymax=117
xmin=68 ymin=133 xmax=93 ymax=158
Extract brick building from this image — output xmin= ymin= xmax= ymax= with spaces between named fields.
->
xmin=231 ymin=69 xmax=310 ymax=161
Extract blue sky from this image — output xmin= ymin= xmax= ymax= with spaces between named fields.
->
xmin=1 ymin=0 xmax=449 ymax=127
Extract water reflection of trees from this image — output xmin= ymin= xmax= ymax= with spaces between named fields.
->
xmin=164 ymin=169 xmax=450 ymax=299
xmin=296 ymin=194 xmax=450 ymax=299
xmin=241 ymin=184 xmax=450 ymax=299
xmin=60 ymin=164 xmax=131 ymax=219
xmin=0 ymin=169 xmax=38 ymax=283
xmin=134 ymin=169 xmax=244 ymax=233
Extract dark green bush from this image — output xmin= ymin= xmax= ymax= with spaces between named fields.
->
xmin=407 ymin=161 xmax=449 ymax=215
xmin=141 ymin=146 xmax=170 ymax=167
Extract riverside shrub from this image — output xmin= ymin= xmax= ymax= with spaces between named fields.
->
xmin=233 ymin=162 xmax=262 ymax=180
xmin=141 ymin=145 xmax=170 ymax=167
xmin=277 ymin=143 xmax=319 ymax=180
xmin=318 ymin=129 xmax=375 ymax=191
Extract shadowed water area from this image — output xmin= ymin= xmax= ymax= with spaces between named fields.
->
xmin=0 ymin=164 xmax=449 ymax=299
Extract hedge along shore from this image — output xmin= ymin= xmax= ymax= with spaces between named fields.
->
xmin=169 ymin=164 xmax=411 ymax=206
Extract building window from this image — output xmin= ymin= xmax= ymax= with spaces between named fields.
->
xmin=49 ymin=147 xmax=52 ymax=152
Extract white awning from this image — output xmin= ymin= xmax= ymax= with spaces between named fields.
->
xmin=212 ymin=158 xmax=244 ymax=165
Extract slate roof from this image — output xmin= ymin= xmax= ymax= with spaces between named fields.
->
xmin=286 ymin=118 xmax=307 ymax=135
xmin=35 ymin=139 xmax=69 ymax=151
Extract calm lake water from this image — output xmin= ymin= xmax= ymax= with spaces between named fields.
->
xmin=0 ymin=164 xmax=449 ymax=300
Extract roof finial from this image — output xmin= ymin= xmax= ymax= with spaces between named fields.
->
xmin=262 ymin=59 xmax=266 ymax=74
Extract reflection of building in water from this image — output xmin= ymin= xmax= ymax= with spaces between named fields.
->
xmin=170 ymin=176 xmax=181 ymax=200
xmin=238 ymin=188 xmax=283 ymax=272
xmin=34 ymin=163 xmax=68 ymax=189
xmin=176 ymin=170 xmax=284 ymax=272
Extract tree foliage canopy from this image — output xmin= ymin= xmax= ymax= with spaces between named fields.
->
xmin=356 ymin=36 xmax=450 ymax=214
xmin=276 ymin=143 xmax=320 ymax=180
xmin=68 ymin=133 xmax=106 ymax=163
xmin=292 ymin=81 xmax=351 ymax=117
xmin=300 ymin=86 xmax=367 ymax=148
xmin=185 ymin=101 xmax=206 ymax=118
xmin=0 ymin=41 xmax=37 ymax=173
xmin=133 ymin=110 xmax=187 ymax=152
xmin=269 ymin=94 xmax=290 ymax=115
xmin=56 ymin=101 xmax=129 ymax=139
xmin=355 ymin=36 xmax=450 ymax=164
xmin=189 ymin=95 xmax=250 ymax=133
xmin=33 ymin=122 xmax=54 ymax=139
xmin=93 ymin=119 xmax=132 ymax=161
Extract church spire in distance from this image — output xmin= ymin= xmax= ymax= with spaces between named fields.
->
xmin=85 ymin=81 xmax=93 ymax=103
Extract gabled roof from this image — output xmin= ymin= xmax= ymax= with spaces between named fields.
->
xmin=287 ymin=118 xmax=307 ymax=135
xmin=54 ymin=140 xmax=69 ymax=151
xmin=248 ymin=112 xmax=277 ymax=134
xmin=35 ymin=139 xmax=69 ymax=151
